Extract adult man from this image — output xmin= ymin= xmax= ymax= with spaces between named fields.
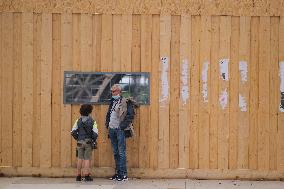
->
xmin=105 ymin=84 xmax=134 ymax=181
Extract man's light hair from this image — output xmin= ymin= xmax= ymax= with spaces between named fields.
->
xmin=111 ymin=84 xmax=122 ymax=92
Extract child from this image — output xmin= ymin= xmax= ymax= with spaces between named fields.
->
xmin=71 ymin=104 xmax=98 ymax=181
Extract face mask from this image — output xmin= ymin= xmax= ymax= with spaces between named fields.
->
xmin=112 ymin=95 xmax=120 ymax=100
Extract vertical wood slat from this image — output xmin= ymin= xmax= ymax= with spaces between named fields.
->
xmin=32 ymin=13 xmax=41 ymax=167
xmin=100 ymin=14 xmax=113 ymax=167
xmin=0 ymin=13 xmax=2 ymax=166
xmin=199 ymin=15 xmax=211 ymax=169
xmin=22 ymin=13 xmax=33 ymax=167
xmin=169 ymin=15 xmax=180 ymax=169
xmin=51 ymin=13 xmax=61 ymax=168
xmin=81 ymin=14 xmax=93 ymax=71
xmin=150 ymin=14 xmax=159 ymax=169
xmin=121 ymin=14 xmax=132 ymax=71
xmin=139 ymin=15 xmax=151 ymax=168
xmin=189 ymin=16 xmax=200 ymax=169
xmin=129 ymin=14 xmax=140 ymax=168
xmin=158 ymin=15 xmax=171 ymax=168
xmin=249 ymin=17 xmax=259 ymax=169
xmin=40 ymin=13 xmax=52 ymax=168
xmin=209 ymin=16 xmax=220 ymax=169
xmin=61 ymin=13 xmax=72 ymax=168
xmin=92 ymin=14 xmax=102 ymax=167
xmin=218 ymin=16 xmax=231 ymax=170
xmin=269 ymin=17 xmax=279 ymax=170
xmin=12 ymin=13 xmax=22 ymax=167
xmin=237 ymin=16 xmax=251 ymax=169
xmin=229 ymin=16 xmax=239 ymax=169
xmin=258 ymin=16 xmax=270 ymax=170
xmin=112 ymin=14 xmax=121 ymax=71
xmin=179 ymin=15 xmax=190 ymax=168
xmin=71 ymin=14 xmax=81 ymax=167
xmin=278 ymin=16 xmax=284 ymax=171
xmin=1 ymin=12 xmax=13 ymax=166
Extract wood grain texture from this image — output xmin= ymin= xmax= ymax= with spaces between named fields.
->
xmin=1 ymin=12 xmax=13 ymax=166
xmin=1 ymin=0 xmax=284 ymax=16
xmin=12 ymin=13 xmax=22 ymax=167
xmin=22 ymin=12 xmax=33 ymax=167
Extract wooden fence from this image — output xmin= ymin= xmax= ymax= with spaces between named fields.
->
xmin=0 ymin=12 xmax=284 ymax=179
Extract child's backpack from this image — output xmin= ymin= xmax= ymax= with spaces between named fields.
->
xmin=124 ymin=98 xmax=139 ymax=138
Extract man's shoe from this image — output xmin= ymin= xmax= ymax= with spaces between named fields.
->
xmin=84 ymin=175 xmax=93 ymax=181
xmin=76 ymin=175 xmax=82 ymax=181
xmin=116 ymin=175 xmax=128 ymax=181
xmin=109 ymin=174 xmax=118 ymax=180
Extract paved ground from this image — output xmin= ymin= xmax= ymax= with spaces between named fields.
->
xmin=0 ymin=177 xmax=283 ymax=189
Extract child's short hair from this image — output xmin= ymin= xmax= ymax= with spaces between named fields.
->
xmin=80 ymin=104 xmax=93 ymax=116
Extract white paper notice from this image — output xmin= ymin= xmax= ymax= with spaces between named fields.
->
xmin=160 ymin=57 xmax=169 ymax=103
xmin=219 ymin=59 xmax=229 ymax=81
xmin=239 ymin=94 xmax=247 ymax=112
xmin=181 ymin=59 xmax=189 ymax=105
xmin=219 ymin=89 xmax=228 ymax=110
xmin=202 ymin=61 xmax=209 ymax=102
xmin=239 ymin=61 xmax=248 ymax=83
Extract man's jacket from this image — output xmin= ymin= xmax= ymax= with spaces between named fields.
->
xmin=105 ymin=96 xmax=135 ymax=130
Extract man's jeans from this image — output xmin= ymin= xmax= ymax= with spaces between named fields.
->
xmin=109 ymin=128 xmax=127 ymax=176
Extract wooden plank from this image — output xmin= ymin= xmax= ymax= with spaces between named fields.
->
xmin=258 ymin=16 xmax=270 ymax=170
xmin=158 ymin=15 xmax=171 ymax=168
xmin=278 ymin=16 xmax=284 ymax=171
xmin=112 ymin=14 xmax=121 ymax=71
xmin=93 ymin=14 xmax=102 ymax=71
xmin=92 ymin=14 xmax=102 ymax=167
xmin=139 ymin=14 xmax=151 ymax=168
xmin=237 ymin=16 xmax=251 ymax=169
xmin=218 ymin=16 xmax=231 ymax=170
xmin=121 ymin=14 xmax=132 ymax=71
xmin=1 ymin=12 xmax=13 ymax=166
xmin=80 ymin=13 xmax=93 ymax=71
xmin=40 ymin=13 xmax=52 ymax=168
xmin=80 ymin=13 xmax=93 ymax=166
xmin=12 ymin=13 xmax=22 ymax=167
xmin=150 ymin=14 xmax=159 ymax=169
xmin=72 ymin=14 xmax=81 ymax=70
xmin=71 ymin=14 xmax=81 ymax=166
xmin=189 ymin=16 xmax=200 ymax=169
xmin=269 ymin=16 xmax=279 ymax=170
xmin=169 ymin=15 xmax=180 ymax=169
xmin=32 ymin=13 xmax=41 ymax=167
xmin=0 ymin=13 xmax=2 ymax=166
xmin=22 ymin=12 xmax=33 ymax=167
xmin=100 ymin=14 xmax=113 ymax=167
xmin=249 ymin=17 xmax=259 ymax=170
xmin=229 ymin=16 xmax=239 ymax=169
xmin=178 ymin=15 xmax=190 ymax=168
xmin=61 ymin=13 xmax=72 ymax=168
xmin=129 ymin=14 xmax=141 ymax=168
xmin=237 ymin=17 xmax=251 ymax=169
xmin=198 ymin=15 xmax=211 ymax=169
xmin=51 ymin=13 xmax=61 ymax=168
xmin=209 ymin=16 xmax=219 ymax=169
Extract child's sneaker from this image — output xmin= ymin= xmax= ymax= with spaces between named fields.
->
xmin=84 ymin=175 xmax=93 ymax=181
xmin=76 ymin=175 xmax=82 ymax=181
xmin=116 ymin=175 xmax=128 ymax=181
xmin=109 ymin=174 xmax=118 ymax=180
